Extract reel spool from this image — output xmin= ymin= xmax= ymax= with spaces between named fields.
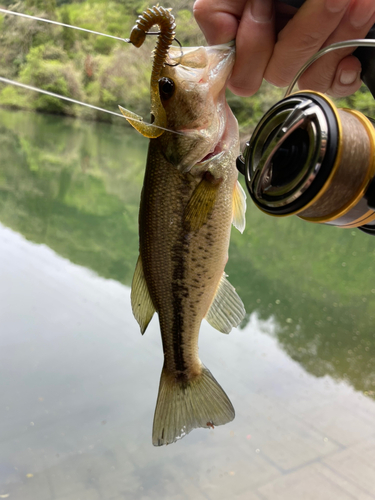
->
xmin=238 ymin=91 xmax=375 ymax=231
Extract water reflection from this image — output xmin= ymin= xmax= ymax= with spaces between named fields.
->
xmin=228 ymin=214 xmax=375 ymax=397
xmin=1 ymin=108 xmax=374 ymax=399
xmin=1 ymin=224 xmax=375 ymax=500
xmin=0 ymin=108 xmax=144 ymax=283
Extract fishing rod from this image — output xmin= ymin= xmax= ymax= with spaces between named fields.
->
xmin=0 ymin=8 xmax=184 ymax=136
xmin=237 ymin=0 xmax=375 ymax=235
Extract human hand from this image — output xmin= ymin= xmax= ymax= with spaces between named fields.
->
xmin=193 ymin=0 xmax=375 ymax=97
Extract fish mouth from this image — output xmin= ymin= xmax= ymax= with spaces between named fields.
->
xmin=197 ymin=143 xmax=224 ymax=165
xmin=196 ymin=103 xmax=237 ymax=166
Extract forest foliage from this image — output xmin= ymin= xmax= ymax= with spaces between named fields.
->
xmin=0 ymin=1 xmax=225 ymax=121
xmin=0 ymin=0 xmax=374 ymax=136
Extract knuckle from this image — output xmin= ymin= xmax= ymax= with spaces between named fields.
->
xmin=229 ymin=68 xmax=264 ymax=96
xmin=193 ymin=0 xmax=211 ymax=22
xmin=296 ymin=30 xmax=324 ymax=52
xmin=264 ymin=68 xmax=291 ymax=88
xmin=228 ymin=82 xmax=258 ymax=97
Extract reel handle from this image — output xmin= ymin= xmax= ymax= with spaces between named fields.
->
xmin=278 ymin=0 xmax=375 ymax=97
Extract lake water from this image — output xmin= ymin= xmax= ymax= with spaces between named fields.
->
xmin=1 ymin=108 xmax=375 ymax=500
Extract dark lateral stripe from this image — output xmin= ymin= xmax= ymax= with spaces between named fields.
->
xmin=170 ymin=232 xmax=191 ymax=373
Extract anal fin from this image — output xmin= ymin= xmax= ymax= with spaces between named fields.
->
xmin=131 ymin=255 xmax=156 ymax=334
xmin=206 ymin=273 xmax=245 ymax=334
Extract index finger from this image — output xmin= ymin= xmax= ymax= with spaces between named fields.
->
xmin=193 ymin=0 xmax=246 ymax=45
xmin=194 ymin=0 xmax=276 ymax=96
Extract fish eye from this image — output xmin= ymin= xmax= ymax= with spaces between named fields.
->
xmin=159 ymin=77 xmax=175 ymax=100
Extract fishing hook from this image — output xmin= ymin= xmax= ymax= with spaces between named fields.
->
xmin=165 ymin=37 xmax=183 ymax=67
xmin=125 ymin=32 xmax=182 ymax=67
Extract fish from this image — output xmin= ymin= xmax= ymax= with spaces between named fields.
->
xmin=122 ymin=6 xmax=246 ymax=446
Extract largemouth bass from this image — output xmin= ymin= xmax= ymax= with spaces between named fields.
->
xmin=123 ymin=7 xmax=246 ymax=446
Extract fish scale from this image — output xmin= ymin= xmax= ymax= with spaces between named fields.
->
xmin=140 ymin=144 xmax=200 ymax=374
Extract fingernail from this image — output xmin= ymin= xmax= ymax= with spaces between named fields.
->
xmin=350 ymin=1 xmax=375 ymax=28
xmin=250 ymin=0 xmax=273 ymax=23
xmin=340 ymin=70 xmax=358 ymax=85
xmin=325 ymin=0 xmax=350 ymax=14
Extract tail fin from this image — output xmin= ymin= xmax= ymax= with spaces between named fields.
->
xmin=152 ymin=365 xmax=235 ymax=446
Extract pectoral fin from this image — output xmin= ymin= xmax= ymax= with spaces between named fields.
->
xmin=131 ymin=255 xmax=156 ymax=334
xmin=206 ymin=273 xmax=245 ymax=334
xmin=232 ymin=180 xmax=246 ymax=233
xmin=184 ymin=173 xmax=221 ymax=231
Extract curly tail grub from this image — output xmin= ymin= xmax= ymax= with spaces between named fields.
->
xmin=121 ymin=6 xmax=176 ymax=138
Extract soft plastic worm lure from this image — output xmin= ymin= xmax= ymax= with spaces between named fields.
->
xmin=120 ymin=6 xmax=176 ymax=138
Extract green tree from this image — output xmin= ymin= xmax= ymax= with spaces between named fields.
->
xmin=61 ymin=7 xmax=75 ymax=52
xmin=25 ymin=0 xmax=57 ymax=16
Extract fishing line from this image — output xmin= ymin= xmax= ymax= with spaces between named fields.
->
xmin=0 ymin=7 xmax=129 ymax=42
xmin=0 ymin=7 xmax=183 ymax=62
xmin=0 ymin=77 xmax=184 ymax=135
